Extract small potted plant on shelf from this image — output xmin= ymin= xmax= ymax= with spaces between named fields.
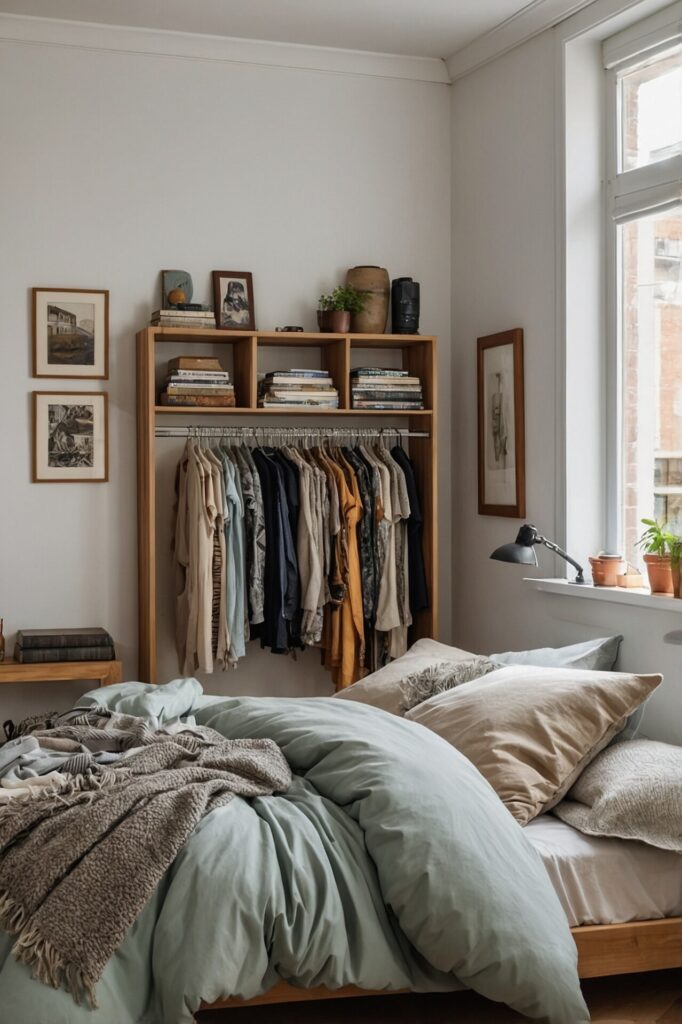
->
xmin=317 ymin=286 xmax=365 ymax=333
xmin=636 ymin=518 xmax=675 ymax=595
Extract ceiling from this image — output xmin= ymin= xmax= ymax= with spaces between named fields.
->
xmin=0 ymin=0 xmax=540 ymax=60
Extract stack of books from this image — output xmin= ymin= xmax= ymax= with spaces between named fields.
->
xmin=151 ymin=308 xmax=216 ymax=329
xmin=159 ymin=356 xmax=236 ymax=408
xmin=351 ymin=367 xmax=424 ymax=410
xmin=14 ymin=627 xmax=115 ymax=664
xmin=258 ymin=369 xmax=339 ymax=408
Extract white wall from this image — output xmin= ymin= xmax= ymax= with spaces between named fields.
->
xmin=0 ymin=27 xmax=452 ymax=722
xmin=450 ymin=27 xmax=682 ymax=744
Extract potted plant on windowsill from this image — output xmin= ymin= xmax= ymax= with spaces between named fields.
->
xmin=636 ymin=518 xmax=675 ymax=596
xmin=317 ymin=287 xmax=365 ymax=333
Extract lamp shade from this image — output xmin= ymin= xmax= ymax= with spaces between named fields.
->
xmin=490 ymin=524 xmax=540 ymax=566
xmin=490 ymin=541 xmax=538 ymax=565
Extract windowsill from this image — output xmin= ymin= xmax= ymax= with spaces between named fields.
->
xmin=524 ymin=578 xmax=682 ymax=612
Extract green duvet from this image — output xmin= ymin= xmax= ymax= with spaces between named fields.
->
xmin=0 ymin=679 xmax=589 ymax=1023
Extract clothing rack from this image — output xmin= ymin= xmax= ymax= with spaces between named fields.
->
xmin=137 ymin=326 xmax=438 ymax=682
xmin=155 ymin=425 xmax=431 ymax=440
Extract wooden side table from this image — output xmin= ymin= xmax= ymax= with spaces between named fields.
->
xmin=0 ymin=659 xmax=123 ymax=688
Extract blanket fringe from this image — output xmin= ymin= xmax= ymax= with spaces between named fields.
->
xmin=11 ymin=922 xmax=98 ymax=1008
xmin=0 ymin=888 xmax=27 ymax=933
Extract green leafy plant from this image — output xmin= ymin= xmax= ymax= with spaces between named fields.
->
xmin=636 ymin=518 xmax=676 ymax=557
xmin=318 ymin=286 xmax=365 ymax=314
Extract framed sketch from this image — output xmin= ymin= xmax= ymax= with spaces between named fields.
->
xmin=33 ymin=392 xmax=108 ymax=483
xmin=212 ymin=271 xmax=255 ymax=331
xmin=33 ymin=288 xmax=109 ymax=379
xmin=477 ymin=328 xmax=525 ymax=517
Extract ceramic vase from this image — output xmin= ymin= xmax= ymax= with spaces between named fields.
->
xmin=346 ymin=266 xmax=389 ymax=334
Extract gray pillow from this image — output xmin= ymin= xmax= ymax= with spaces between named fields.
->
xmin=399 ymin=657 xmax=497 ymax=712
xmin=490 ymin=635 xmax=623 ymax=672
xmin=554 ymin=739 xmax=682 ymax=853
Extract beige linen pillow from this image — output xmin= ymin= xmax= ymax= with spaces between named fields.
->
xmin=405 ymin=665 xmax=662 ymax=825
xmin=333 ymin=638 xmax=478 ymax=716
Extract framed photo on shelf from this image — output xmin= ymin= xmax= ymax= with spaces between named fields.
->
xmin=477 ymin=328 xmax=525 ymax=518
xmin=33 ymin=288 xmax=109 ymax=379
xmin=212 ymin=271 xmax=255 ymax=331
xmin=33 ymin=391 xmax=108 ymax=483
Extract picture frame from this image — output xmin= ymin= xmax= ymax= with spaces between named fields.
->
xmin=477 ymin=328 xmax=525 ymax=517
xmin=33 ymin=391 xmax=109 ymax=483
xmin=212 ymin=271 xmax=255 ymax=331
xmin=33 ymin=288 xmax=109 ymax=379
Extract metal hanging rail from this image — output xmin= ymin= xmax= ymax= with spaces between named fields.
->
xmin=154 ymin=425 xmax=430 ymax=440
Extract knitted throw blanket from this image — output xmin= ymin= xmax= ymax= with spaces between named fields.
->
xmin=0 ymin=708 xmax=291 ymax=1006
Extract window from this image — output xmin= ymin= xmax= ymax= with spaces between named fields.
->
xmin=605 ymin=12 xmax=682 ymax=566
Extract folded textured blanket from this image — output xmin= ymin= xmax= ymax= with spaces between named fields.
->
xmin=0 ymin=708 xmax=291 ymax=1006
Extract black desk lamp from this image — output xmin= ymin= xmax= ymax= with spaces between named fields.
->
xmin=490 ymin=524 xmax=585 ymax=584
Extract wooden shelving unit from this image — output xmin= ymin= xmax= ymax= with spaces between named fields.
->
xmin=136 ymin=327 xmax=437 ymax=683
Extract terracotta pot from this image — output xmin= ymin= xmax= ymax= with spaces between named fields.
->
xmin=317 ymin=309 xmax=350 ymax=333
xmin=346 ymin=266 xmax=390 ymax=334
xmin=672 ymin=562 xmax=682 ymax=598
xmin=643 ymin=554 xmax=674 ymax=595
xmin=589 ymin=556 xmax=625 ymax=587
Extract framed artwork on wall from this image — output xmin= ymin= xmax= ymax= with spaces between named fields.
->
xmin=477 ymin=328 xmax=526 ymax=518
xmin=33 ymin=288 xmax=109 ymax=379
xmin=32 ymin=391 xmax=108 ymax=483
xmin=212 ymin=271 xmax=255 ymax=331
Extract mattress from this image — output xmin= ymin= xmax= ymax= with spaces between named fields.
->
xmin=525 ymin=815 xmax=682 ymax=927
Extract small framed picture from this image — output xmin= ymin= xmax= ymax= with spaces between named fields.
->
xmin=33 ymin=288 xmax=109 ymax=379
xmin=477 ymin=328 xmax=526 ymax=517
xmin=33 ymin=391 xmax=108 ymax=483
xmin=212 ymin=271 xmax=255 ymax=331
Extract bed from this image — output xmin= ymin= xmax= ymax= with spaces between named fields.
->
xmin=1 ymin=677 xmax=681 ymax=1024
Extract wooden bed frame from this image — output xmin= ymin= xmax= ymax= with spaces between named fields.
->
xmin=200 ymin=917 xmax=682 ymax=1012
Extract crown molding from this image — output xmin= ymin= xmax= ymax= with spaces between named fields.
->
xmin=446 ymin=0 xmax=598 ymax=79
xmin=0 ymin=12 xmax=450 ymax=84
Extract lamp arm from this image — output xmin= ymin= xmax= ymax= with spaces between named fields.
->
xmin=537 ymin=536 xmax=585 ymax=584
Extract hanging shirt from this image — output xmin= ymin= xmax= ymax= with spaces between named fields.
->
xmin=234 ymin=445 xmax=265 ymax=628
xmin=391 ymin=446 xmax=429 ymax=616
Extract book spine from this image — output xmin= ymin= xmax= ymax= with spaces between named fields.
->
xmin=350 ymin=403 xmax=419 ymax=411
xmin=152 ymin=320 xmax=216 ymax=328
xmin=16 ymin=632 xmax=114 ymax=649
xmin=167 ymin=379 xmax=232 ymax=387
xmin=350 ymin=368 xmax=409 ymax=377
xmin=161 ymin=395 xmax=237 ymax=407
xmin=166 ymin=388 xmax=235 ymax=397
xmin=172 ymin=369 xmax=230 ymax=378
xmin=351 ymin=391 xmax=423 ymax=401
xmin=15 ymin=646 xmax=116 ymax=663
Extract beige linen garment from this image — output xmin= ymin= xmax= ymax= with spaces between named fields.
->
xmin=175 ymin=442 xmax=218 ymax=675
xmin=203 ymin=447 xmax=229 ymax=669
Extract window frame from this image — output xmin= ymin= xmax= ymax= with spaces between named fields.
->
xmin=603 ymin=5 xmax=682 ymax=554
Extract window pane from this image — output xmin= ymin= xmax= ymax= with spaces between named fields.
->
xmin=620 ymin=207 xmax=682 ymax=565
xmin=620 ymin=43 xmax=682 ymax=171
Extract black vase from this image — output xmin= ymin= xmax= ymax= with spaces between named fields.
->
xmin=391 ymin=278 xmax=420 ymax=334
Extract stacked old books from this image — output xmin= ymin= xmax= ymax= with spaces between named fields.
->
xmin=14 ymin=627 xmax=116 ymax=664
xmin=159 ymin=356 xmax=236 ymax=408
xmin=150 ymin=307 xmax=216 ymax=329
xmin=350 ymin=367 xmax=424 ymax=410
xmin=258 ymin=369 xmax=339 ymax=409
